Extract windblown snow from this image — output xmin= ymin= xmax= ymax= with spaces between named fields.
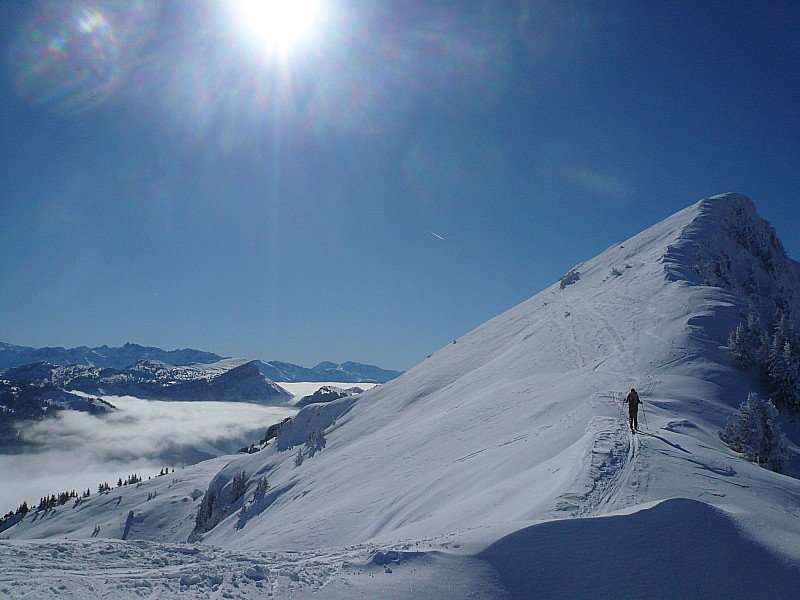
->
xmin=2 ymin=193 xmax=800 ymax=599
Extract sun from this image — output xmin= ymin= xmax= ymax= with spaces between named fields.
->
xmin=234 ymin=0 xmax=321 ymax=54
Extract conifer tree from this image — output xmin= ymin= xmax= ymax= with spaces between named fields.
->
xmin=254 ymin=476 xmax=269 ymax=499
xmin=720 ymin=393 xmax=788 ymax=472
xmin=729 ymin=322 xmax=750 ymax=368
xmin=195 ymin=490 xmax=217 ymax=531
xmin=769 ymin=341 xmax=800 ymax=410
xmin=231 ymin=470 xmax=248 ymax=503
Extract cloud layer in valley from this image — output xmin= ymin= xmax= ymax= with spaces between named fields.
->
xmin=1 ymin=396 xmax=295 ymax=513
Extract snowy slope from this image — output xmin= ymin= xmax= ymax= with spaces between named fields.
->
xmin=3 ymin=193 xmax=800 ymax=598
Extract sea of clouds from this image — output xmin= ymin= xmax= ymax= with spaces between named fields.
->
xmin=0 ymin=395 xmax=296 ymax=513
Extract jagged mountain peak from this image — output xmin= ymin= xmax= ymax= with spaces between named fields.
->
xmin=670 ymin=193 xmax=787 ymax=268
xmin=662 ymin=193 xmax=799 ymax=319
xmin=540 ymin=192 xmax=797 ymax=331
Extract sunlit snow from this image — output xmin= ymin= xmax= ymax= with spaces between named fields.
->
xmin=2 ymin=194 xmax=800 ymax=598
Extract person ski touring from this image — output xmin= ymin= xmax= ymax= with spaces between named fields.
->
xmin=624 ymin=388 xmax=642 ymax=432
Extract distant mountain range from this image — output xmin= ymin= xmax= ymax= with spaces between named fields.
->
xmin=0 ymin=343 xmax=402 ymax=445
xmin=0 ymin=359 xmax=292 ymax=449
xmin=254 ymin=360 xmax=402 ymax=384
xmin=0 ymin=342 xmax=222 ymax=371
xmin=2 ymin=360 xmax=292 ymax=405
xmin=0 ymin=342 xmax=403 ymax=384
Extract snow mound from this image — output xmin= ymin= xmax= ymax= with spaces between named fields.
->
xmin=479 ymin=498 xmax=800 ymax=599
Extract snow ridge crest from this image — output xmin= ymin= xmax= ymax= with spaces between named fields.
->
xmin=662 ymin=193 xmax=798 ymax=317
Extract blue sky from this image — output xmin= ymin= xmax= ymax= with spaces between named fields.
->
xmin=1 ymin=1 xmax=799 ymax=371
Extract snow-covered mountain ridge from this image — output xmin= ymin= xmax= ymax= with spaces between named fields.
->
xmin=2 ymin=359 xmax=292 ymax=405
xmin=255 ymin=360 xmax=403 ymax=384
xmin=0 ymin=342 xmax=404 ymax=384
xmin=292 ymin=385 xmax=364 ymax=408
xmin=3 ymin=193 xmax=800 ymax=598
xmin=0 ymin=342 xmax=224 ymax=371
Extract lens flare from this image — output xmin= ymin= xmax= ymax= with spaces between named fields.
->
xmin=9 ymin=4 xmax=119 ymax=114
xmin=8 ymin=1 xmax=159 ymax=114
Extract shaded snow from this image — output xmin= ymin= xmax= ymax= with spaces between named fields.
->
xmin=479 ymin=498 xmax=800 ymax=599
xmin=3 ymin=499 xmax=798 ymax=599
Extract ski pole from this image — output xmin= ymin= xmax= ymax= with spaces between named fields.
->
xmin=641 ymin=404 xmax=648 ymax=432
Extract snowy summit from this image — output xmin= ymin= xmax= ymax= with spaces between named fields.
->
xmin=2 ymin=193 xmax=800 ymax=598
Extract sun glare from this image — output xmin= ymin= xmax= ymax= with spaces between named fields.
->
xmin=235 ymin=0 xmax=321 ymax=54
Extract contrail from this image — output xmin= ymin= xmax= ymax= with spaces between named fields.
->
xmin=428 ymin=230 xmax=445 ymax=240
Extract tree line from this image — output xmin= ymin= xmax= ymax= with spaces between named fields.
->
xmin=0 ymin=467 xmax=176 ymax=532
xmin=725 ymin=307 xmax=796 ymax=473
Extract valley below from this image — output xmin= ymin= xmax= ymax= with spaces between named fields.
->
xmin=0 ymin=383 xmax=378 ymax=518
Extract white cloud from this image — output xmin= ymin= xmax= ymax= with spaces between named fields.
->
xmin=1 ymin=397 xmax=295 ymax=513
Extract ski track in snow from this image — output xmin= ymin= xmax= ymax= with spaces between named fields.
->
xmin=0 ymin=534 xmax=490 ymax=599
xmin=0 ymin=538 xmax=375 ymax=598
xmin=553 ymin=384 xmax=661 ymax=519
xmin=552 ymin=415 xmax=639 ymax=518
xmin=548 ymin=278 xmax=660 ymax=520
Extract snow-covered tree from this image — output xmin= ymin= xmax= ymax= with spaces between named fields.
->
xmin=195 ymin=490 xmax=217 ymax=531
xmin=231 ymin=470 xmax=248 ymax=504
xmin=728 ymin=308 xmax=768 ymax=371
xmin=756 ymin=330 xmax=772 ymax=365
xmin=768 ymin=341 xmax=800 ymax=411
xmin=744 ymin=266 xmax=760 ymax=298
xmin=728 ymin=322 xmax=751 ymax=368
xmin=254 ymin=476 xmax=269 ymax=499
xmin=729 ymin=309 xmax=800 ymax=413
xmin=768 ymin=313 xmax=792 ymax=364
xmin=307 ymin=428 xmax=326 ymax=450
xmin=720 ymin=393 xmax=788 ymax=472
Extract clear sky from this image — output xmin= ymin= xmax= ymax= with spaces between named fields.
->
xmin=1 ymin=1 xmax=799 ymax=371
